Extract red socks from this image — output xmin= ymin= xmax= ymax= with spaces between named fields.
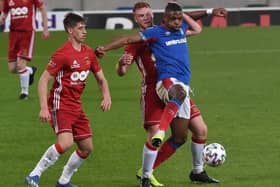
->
xmin=159 ymin=101 xmax=180 ymax=131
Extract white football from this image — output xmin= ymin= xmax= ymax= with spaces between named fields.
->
xmin=202 ymin=143 xmax=226 ymax=167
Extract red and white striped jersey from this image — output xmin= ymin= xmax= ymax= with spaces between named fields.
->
xmin=47 ymin=41 xmax=101 ymax=111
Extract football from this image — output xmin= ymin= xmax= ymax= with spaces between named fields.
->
xmin=202 ymin=143 xmax=226 ymax=167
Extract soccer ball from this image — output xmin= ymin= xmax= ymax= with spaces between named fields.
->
xmin=202 ymin=143 xmax=226 ymax=167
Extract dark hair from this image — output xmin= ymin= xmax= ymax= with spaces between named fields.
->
xmin=133 ymin=1 xmax=151 ymax=13
xmin=165 ymin=3 xmax=182 ymax=13
xmin=63 ymin=13 xmax=86 ymax=32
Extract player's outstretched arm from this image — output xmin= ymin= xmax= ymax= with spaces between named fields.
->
xmin=38 ymin=70 xmax=54 ymax=122
xmin=94 ymin=70 xmax=112 ymax=112
xmin=38 ymin=4 xmax=50 ymax=39
xmin=97 ymin=33 xmax=143 ymax=54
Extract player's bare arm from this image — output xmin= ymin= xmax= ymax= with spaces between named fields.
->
xmin=187 ymin=8 xmax=227 ymax=19
xmin=98 ymin=33 xmax=143 ymax=53
xmin=38 ymin=4 xmax=50 ymax=39
xmin=183 ymin=13 xmax=202 ymax=36
xmin=38 ymin=70 xmax=54 ymax=122
xmin=94 ymin=70 xmax=112 ymax=112
xmin=116 ymin=53 xmax=134 ymax=76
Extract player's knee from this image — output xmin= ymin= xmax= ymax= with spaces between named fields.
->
xmin=171 ymin=133 xmax=187 ymax=145
xmin=168 ymin=84 xmax=186 ymax=103
xmin=8 ymin=66 xmax=17 ymax=73
xmin=16 ymin=59 xmax=27 ymax=71
xmin=79 ymin=146 xmax=93 ymax=157
xmin=193 ymin=125 xmax=207 ymax=139
xmin=59 ymin=141 xmax=74 ymax=152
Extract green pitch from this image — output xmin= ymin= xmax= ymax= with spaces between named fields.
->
xmin=0 ymin=26 xmax=280 ymax=187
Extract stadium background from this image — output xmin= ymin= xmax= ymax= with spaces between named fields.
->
xmin=0 ymin=0 xmax=280 ymax=187
xmin=45 ymin=0 xmax=280 ymax=10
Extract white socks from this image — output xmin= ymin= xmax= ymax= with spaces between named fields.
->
xmin=142 ymin=143 xmax=158 ymax=178
xmin=19 ymin=67 xmax=32 ymax=94
xmin=191 ymin=140 xmax=205 ymax=174
xmin=30 ymin=144 xmax=60 ymax=177
xmin=58 ymin=151 xmax=85 ymax=185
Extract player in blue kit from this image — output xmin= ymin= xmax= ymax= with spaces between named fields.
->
xmin=139 ymin=3 xmax=202 ymax=150
xmin=97 ymin=1 xmax=201 ymax=145
xmin=96 ymin=2 xmax=202 ymax=186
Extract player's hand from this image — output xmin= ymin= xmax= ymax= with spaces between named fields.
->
xmin=119 ymin=53 xmax=133 ymax=65
xmin=42 ymin=30 xmax=50 ymax=40
xmin=213 ymin=8 xmax=228 ymax=17
xmin=95 ymin=46 xmax=105 ymax=58
xmin=100 ymin=97 xmax=111 ymax=112
xmin=39 ymin=108 xmax=51 ymax=123
xmin=0 ymin=16 xmax=5 ymax=25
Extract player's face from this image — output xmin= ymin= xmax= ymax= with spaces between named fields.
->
xmin=69 ymin=22 xmax=87 ymax=43
xmin=164 ymin=11 xmax=183 ymax=31
xmin=134 ymin=7 xmax=153 ymax=30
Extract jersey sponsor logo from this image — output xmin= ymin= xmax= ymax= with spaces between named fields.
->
xmin=11 ymin=7 xmax=28 ymax=16
xmin=71 ymin=60 xmax=80 ymax=69
xmin=165 ymin=31 xmax=171 ymax=36
xmin=165 ymin=38 xmax=186 ymax=46
xmin=70 ymin=70 xmax=90 ymax=84
xmin=84 ymin=57 xmax=91 ymax=65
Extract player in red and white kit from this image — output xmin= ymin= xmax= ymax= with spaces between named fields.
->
xmin=0 ymin=0 xmax=49 ymax=100
xmin=25 ymin=13 xmax=111 ymax=187
xmin=113 ymin=2 xmax=227 ymax=186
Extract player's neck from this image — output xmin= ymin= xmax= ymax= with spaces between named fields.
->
xmin=69 ymin=39 xmax=82 ymax=52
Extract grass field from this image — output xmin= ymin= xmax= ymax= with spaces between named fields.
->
xmin=0 ymin=26 xmax=280 ymax=187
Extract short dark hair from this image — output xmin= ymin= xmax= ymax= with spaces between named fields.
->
xmin=63 ymin=13 xmax=86 ymax=32
xmin=165 ymin=3 xmax=182 ymax=13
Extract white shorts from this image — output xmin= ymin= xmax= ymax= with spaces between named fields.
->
xmin=156 ymin=78 xmax=190 ymax=119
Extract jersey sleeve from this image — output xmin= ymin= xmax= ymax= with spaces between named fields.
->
xmin=3 ymin=0 xmax=9 ymax=14
xmin=34 ymin=0 xmax=44 ymax=8
xmin=139 ymin=26 xmax=158 ymax=41
xmin=47 ymin=52 xmax=66 ymax=76
xmin=90 ymin=51 xmax=101 ymax=73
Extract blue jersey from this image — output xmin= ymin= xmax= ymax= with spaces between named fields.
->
xmin=139 ymin=21 xmax=190 ymax=84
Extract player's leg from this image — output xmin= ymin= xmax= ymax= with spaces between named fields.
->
xmin=17 ymin=58 xmax=31 ymax=99
xmin=25 ymin=133 xmax=73 ymax=187
xmin=7 ymin=31 xmax=29 ymax=99
xmin=7 ymin=61 xmax=17 ymax=73
xmin=153 ymin=117 xmax=188 ymax=170
xmin=16 ymin=31 xmax=36 ymax=99
xmin=25 ymin=110 xmax=75 ymax=187
xmin=152 ymin=78 xmax=188 ymax=147
xmin=140 ymin=125 xmax=159 ymax=187
xmin=139 ymin=87 xmax=163 ymax=187
xmin=56 ymin=138 xmax=92 ymax=187
xmin=188 ymin=101 xmax=219 ymax=183
xmin=56 ymin=112 xmax=92 ymax=187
